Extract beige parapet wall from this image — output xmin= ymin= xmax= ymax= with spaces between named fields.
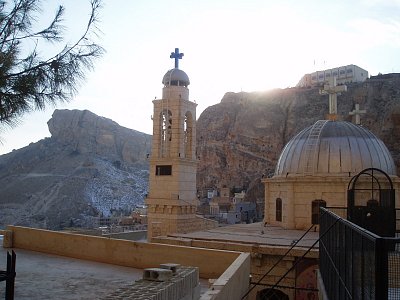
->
xmin=3 ymin=226 xmax=248 ymax=280
xmin=0 ymin=229 xmax=12 ymax=247
xmin=200 ymin=252 xmax=251 ymax=300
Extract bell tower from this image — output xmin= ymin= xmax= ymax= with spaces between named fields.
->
xmin=146 ymin=48 xmax=199 ymax=241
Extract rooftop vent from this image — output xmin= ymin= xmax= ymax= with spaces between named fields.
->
xmin=143 ymin=268 xmax=173 ymax=282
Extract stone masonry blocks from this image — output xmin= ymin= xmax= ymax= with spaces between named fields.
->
xmin=104 ymin=264 xmax=199 ymax=300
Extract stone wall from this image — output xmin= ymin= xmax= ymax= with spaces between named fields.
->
xmin=265 ymin=175 xmax=400 ymax=230
xmin=200 ymin=253 xmax=250 ymax=300
xmin=4 ymin=225 xmax=241 ymax=279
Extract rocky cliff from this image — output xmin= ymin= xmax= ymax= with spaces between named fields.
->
xmin=196 ymin=74 xmax=400 ymax=202
xmin=0 ymin=109 xmax=151 ymax=230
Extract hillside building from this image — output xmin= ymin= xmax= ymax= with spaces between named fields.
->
xmin=297 ymin=64 xmax=368 ymax=87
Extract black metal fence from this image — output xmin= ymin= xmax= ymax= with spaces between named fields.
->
xmin=326 ymin=207 xmax=400 ymax=234
xmin=0 ymin=250 xmax=16 ymax=300
xmin=319 ymin=208 xmax=400 ymax=300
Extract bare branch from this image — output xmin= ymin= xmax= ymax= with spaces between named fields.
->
xmin=0 ymin=0 xmax=104 ymax=127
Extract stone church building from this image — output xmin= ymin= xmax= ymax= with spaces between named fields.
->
xmin=264 ymin=119 xmax=400 ymax=230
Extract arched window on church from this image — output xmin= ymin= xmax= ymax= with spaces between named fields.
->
xmin=276 ymin=198 xmax=282 ymax=222
xmin=312 ymin=199 xmax=326 ymax=225
xmin=256 ymin=288 xmax=289 ymax=300
xmin=184 ymin=111 xmax=193 ymax=158
xmin=160 ymin=110 xmax=172 ymax=157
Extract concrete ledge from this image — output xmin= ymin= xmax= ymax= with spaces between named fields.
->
xmin=200 ymin=253 xmax=251 ymax=300
xmin=0 ymin=230 xmax=13 ymax=248
xmin=155 ymin=236 xmax=319 ymax=258
xmin=102 ymin=230 xmax=147 ymax=241
xmin=6 ymin=225 xmax=241 ymax=279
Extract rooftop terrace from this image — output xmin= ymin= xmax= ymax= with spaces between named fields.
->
xmin=0 ymin=247 xmax=143 ymax=299
xmin=1 ymin=226 xmax=251 ymax=300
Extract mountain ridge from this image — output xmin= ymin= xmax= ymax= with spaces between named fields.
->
xmin=0 ymin=109 xmax=151 ymax=229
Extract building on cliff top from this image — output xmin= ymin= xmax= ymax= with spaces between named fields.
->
xmin=297 ymin=64 xmax=368 ymax=87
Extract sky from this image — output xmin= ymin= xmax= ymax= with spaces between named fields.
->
xmin=1 ymin=0 xmax=400 ymax=154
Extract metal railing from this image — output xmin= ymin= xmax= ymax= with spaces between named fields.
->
xmin=319 ymin=207 xmax=400 ymax=300
xmin=0 ymin=250 xmax=16 ymax=300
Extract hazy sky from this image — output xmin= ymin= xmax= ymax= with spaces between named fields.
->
xmin=1 ymin=0 xmax=400 ymax=154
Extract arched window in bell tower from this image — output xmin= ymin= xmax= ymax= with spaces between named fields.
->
xmin=184 ymin=111 xmax=193 ymax=158
xmin=160 ymin=110 xmax=172 ymax=157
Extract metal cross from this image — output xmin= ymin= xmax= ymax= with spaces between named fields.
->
xmin=320 ymin=77 xmax=347 ymax=117
xmin=349 ymin=104 xmax=366 ymax=125
xmin=170 ymin=48 xmax=184 ymax=69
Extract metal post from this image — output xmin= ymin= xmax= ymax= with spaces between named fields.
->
xmin=5 ymin=250 xmax=16 ymax=300
xmin=375 ymin=238 xmax=388 ymax=300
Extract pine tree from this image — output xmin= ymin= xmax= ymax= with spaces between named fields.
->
xmin=0 ymin=0 xmax=104 ymax=126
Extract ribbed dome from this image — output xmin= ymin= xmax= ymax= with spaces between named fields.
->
xmin=162 ymin=68 xmax=190 ymax=87
xmin=275 ymin=120 xmax=396 ymax=176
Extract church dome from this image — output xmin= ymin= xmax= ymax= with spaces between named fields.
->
xmin=275 ymin=120 xmax=396 ymax=176
xmin=162 ymin=68 xmax=190 ymax=87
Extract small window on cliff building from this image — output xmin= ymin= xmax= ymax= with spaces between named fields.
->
xmin=276 ymin=198 xmax=282 ymax=222
xmin=156 ymin=165 xmax=172 ymax=176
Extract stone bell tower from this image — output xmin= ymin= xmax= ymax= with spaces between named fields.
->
xmin=146 ymin=48 xmax=199 ymax=241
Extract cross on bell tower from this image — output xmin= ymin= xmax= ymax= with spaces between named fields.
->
xmin=170 ymin=48 xmax=184 ymax=69
xmin=320 ymin=77 xmax=347 ymax=120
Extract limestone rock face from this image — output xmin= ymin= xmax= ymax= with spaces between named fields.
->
xmin=48 ymin=109 xmax=150 ymax=164
xmin=0 ymin=109 xmax=151 ymax=230
xmin=196 ymin=75 xmax=400 ymax=202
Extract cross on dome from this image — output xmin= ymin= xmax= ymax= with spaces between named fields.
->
xmin=170 ymin=48 xmax=184 ymax=69
xmin=320 ymin=77 xmax=347 ymax=119
xmin=349 ymin=104 xmax=366 ymax=125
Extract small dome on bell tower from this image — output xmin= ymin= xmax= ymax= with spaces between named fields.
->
xmin=162 ymin=69 xmax=190 ymax=87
